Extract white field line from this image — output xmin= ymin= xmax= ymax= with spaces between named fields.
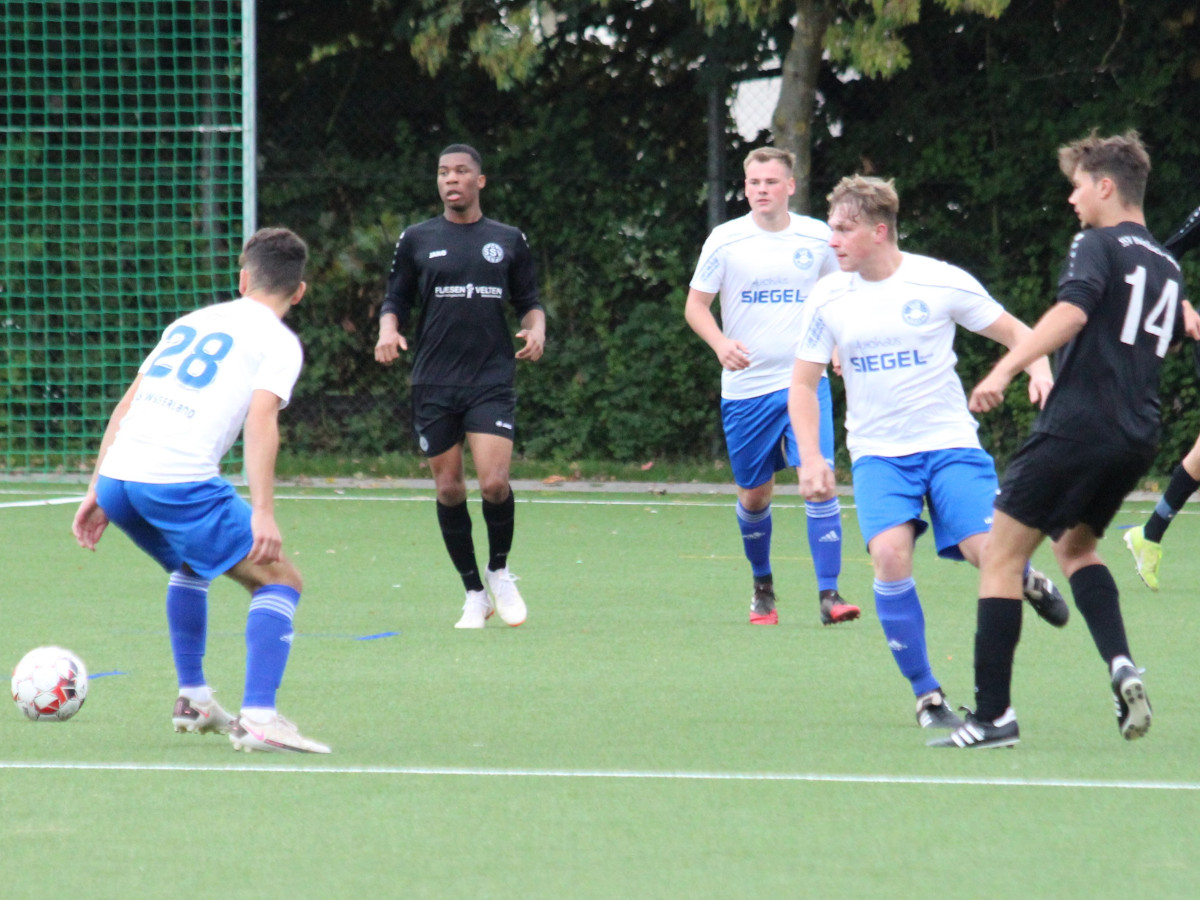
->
xmin=0 ymin=759 xmax=1197 ymax=791
xmin=3 ymin=492 xmax=1189 ymax=513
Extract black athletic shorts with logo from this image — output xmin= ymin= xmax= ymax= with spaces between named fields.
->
xmin=411 ymin=383 xmax=517 ymax=457
xmin=995 ymin=431 xmax=1156 ymax=541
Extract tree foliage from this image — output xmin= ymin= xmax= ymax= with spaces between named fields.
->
xmin=255 ymin=0 xmax=1200 ymax=472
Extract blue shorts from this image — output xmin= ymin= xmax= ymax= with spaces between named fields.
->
xmin=721 ymin=381 xmax=835 ymax=490
xmin=95 ymin=475 xmax=254 ymax=579
xmin=851 ymin=448 xmax=998 ymax=561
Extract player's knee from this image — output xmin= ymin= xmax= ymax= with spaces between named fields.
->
xmin=477 ymin=475 xmax=511 ymax=504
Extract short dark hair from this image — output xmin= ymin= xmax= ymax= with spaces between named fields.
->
xmin=1058 ymin=130 xmax=1151 ymax=208
xmin=439 ymin=143 xmax=483 ymax=171
xmin=240 ymin=227 xmax=307 ymax=296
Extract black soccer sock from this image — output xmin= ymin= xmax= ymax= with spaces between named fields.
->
xmin=481 ymin=489 xmax=515 ymax=572
xmin=1144 ymin=463 xmax=1200 ymax=542
xmin=436 ymin=500 xmax=483 ymax=592
xmin=1070 ymin=563 xmax=1130 ymax=665
xmin=973 ymin=597 xmax=1023 ymax=722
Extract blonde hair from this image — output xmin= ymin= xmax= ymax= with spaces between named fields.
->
xmin=743 ymin=146 xmax=795 ymax=173
xmin=827 ymin=175 xmax=899 ymax=242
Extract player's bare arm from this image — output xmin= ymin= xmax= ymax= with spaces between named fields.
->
xmin=515 ymin=308 xmax=546 ymax=361
xmin=971 ymin=303 xmax=1087 ymax=413
xmin=975 ymin=311 xmax=1056 ymax=408
xmin=72 ymin=376 xmax=141 ymax=550
xmin=374 ymin=312 xmax=409 ymax=365
xmin=788 ymin=358 xmax=836 ymax=501
xmin=684 ymin=287 xmax=750 ymax=371
xmin=242 ymin=389 xmax=285 ymax=565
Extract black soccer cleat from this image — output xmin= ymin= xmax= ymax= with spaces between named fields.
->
xmin=1023 ymin=568 xmax=1069 ymax=628
xmin=750 ymin=582 xmax=778 ymax=625
xmin=819 ymin=590 xmax=860 ymax=626
xmin=1112 ymin=665 xmax=1152 ymax=741
xmin=927 ymin=708 xmax=1020 ymax=749
xmin=915 ymin=689 xmax=964 ymax=729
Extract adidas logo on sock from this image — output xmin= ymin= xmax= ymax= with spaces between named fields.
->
xmin=818 ymin=532 xmax=841 ymax=543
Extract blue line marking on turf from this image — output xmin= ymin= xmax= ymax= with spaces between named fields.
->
xmin=355 ymin=631 xmax=400 ymax=640
xmin=89 ymin=671 xmax=128 ymax=679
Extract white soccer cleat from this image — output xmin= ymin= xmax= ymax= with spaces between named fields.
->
xmin=228 ymin=713 xmax=331 ymax=754
xmin=454 ymin=588 xmax=495 ymax=629
xmin=485 ymin=566 xmax=527 ymax=626
xmin=173 ymin=694 xmax=237 ymax=735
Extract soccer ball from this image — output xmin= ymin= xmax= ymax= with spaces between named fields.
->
xmin=11 ymin=646 xmax=89 ymax=722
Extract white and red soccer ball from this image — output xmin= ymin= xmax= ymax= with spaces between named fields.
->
xmin=11 ymin=646 xmax=88 ymax=722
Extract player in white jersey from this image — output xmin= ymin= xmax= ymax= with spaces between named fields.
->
xmin=71 ymin=227 xmax=329 ymax=754
xmin=686 ymin=146 xmax=858 ymax=627
xmin=789 ymin=175 xmax=1063 ymax=730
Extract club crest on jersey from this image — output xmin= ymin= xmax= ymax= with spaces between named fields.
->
xmin=902 ymin=299 xmax=930 ymax=326
xmin=482 ymin=242 xmax=504 ymax=263
xmin=792 ymin=248 xmax=815 ymax=270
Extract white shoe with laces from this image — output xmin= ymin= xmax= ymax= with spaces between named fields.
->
xmin=172 ymin=694 xmax=236 ymax=735
xmin=229 ymin=713 xmax=331 ymax=754
xmin=454 ymin=588 xmax=494 ymax=629
xmin=484 ymin=566 xmax=527 ymax=626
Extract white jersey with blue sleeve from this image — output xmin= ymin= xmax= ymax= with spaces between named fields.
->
xmin=100 ymin=297 xmax=304 ymax=483
xmin=795 ymin=252 xmax=1004 ymax=460
xmin=690 ymin=212 xmax=837 ymax=399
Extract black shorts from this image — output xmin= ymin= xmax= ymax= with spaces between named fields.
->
xmin=411 ymin=383 xmax=516 ymax=457
xmin=995 ymin=432 xmax=1156 ymax=540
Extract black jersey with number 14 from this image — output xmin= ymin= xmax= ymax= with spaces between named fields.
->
xmin=382 ymin=216 xmax=542 ymax=387
xmin=1034 ymin=222 xmax=1184 ymax=449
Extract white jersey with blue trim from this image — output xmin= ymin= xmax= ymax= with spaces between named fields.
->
xmin=100 ymin=296 xmax=304 ymax=483
xmin=690 ymin=212 xmax=837 ymax=399
xmin=795 ymin=252 xmax=1004 ymax=460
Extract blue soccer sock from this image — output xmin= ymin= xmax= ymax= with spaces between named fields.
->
xmin=874 ymin=578 xmax=939 ymax=697
xmin=166 ymin=570 xmax=211 ymax=689
xmin=242 ymin=585 xmax=300 ymax=710
xmin=805 ymin=497 xmax=843 ymax=592
xmin=736 ymin=501 xmax=773 ymax=580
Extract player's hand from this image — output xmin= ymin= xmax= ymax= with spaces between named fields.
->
xmin=374 ymin=327 xmax=408 ymax=365
xmin=800 ymin=462 xmax=836 ymax=503
xmin=71 ymin=492 xmax=109 ymax=550
xmin=1027 ymin=374 xmax=1054 ymax=409
xmin=515 ymin=326 xmax=545 ymax=361
xmin=717 ymin=338 xmax=751 ymax=371
xmin=248 ymin=511 xmax=283 ymax=565
xmin=1183 ymin=301 xmax=1200 ymax=341
xmin=969 ymin=368 xmax=1012 ymax=413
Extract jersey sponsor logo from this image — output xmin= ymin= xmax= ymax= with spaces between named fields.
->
xmin=901 ymin=299 xmax=930 ymax=326
xmin=133 ymin=389 xmax=197 ymax=419
xmin=792 ymin=248 xmax=815 ymax=270
xmin=428 ymin=249 xmax=448 ymax=258
xmin=739 ymin=286 xmax=807 ymax=304
xmin=848 ymin=348 xmax=930 ymax=373
xmin=482 ymin=242 xmax=505 ymax=263
xmin=434 ymin=284 xmax=504 ymax=299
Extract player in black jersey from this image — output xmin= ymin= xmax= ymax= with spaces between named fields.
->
xmin=1122 ymin=212 xmax=1200 ymax=589
xmin=375 ymin=144 xmax=546 ymax=629
xmin=930 ymin=131 xmax=1186 ymax=749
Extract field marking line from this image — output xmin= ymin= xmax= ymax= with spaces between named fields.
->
xmin=3 ymin=490 xmax=1183 ymax=515
xmin=0 ymin=760 xmax=1197 ymax=791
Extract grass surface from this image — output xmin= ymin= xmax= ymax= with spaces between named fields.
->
xmin=2 ymin=483 xmax=1199 ymax=898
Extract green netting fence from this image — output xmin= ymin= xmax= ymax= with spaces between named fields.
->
xmin=1 ymin=0 xmax=248 ymax=473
